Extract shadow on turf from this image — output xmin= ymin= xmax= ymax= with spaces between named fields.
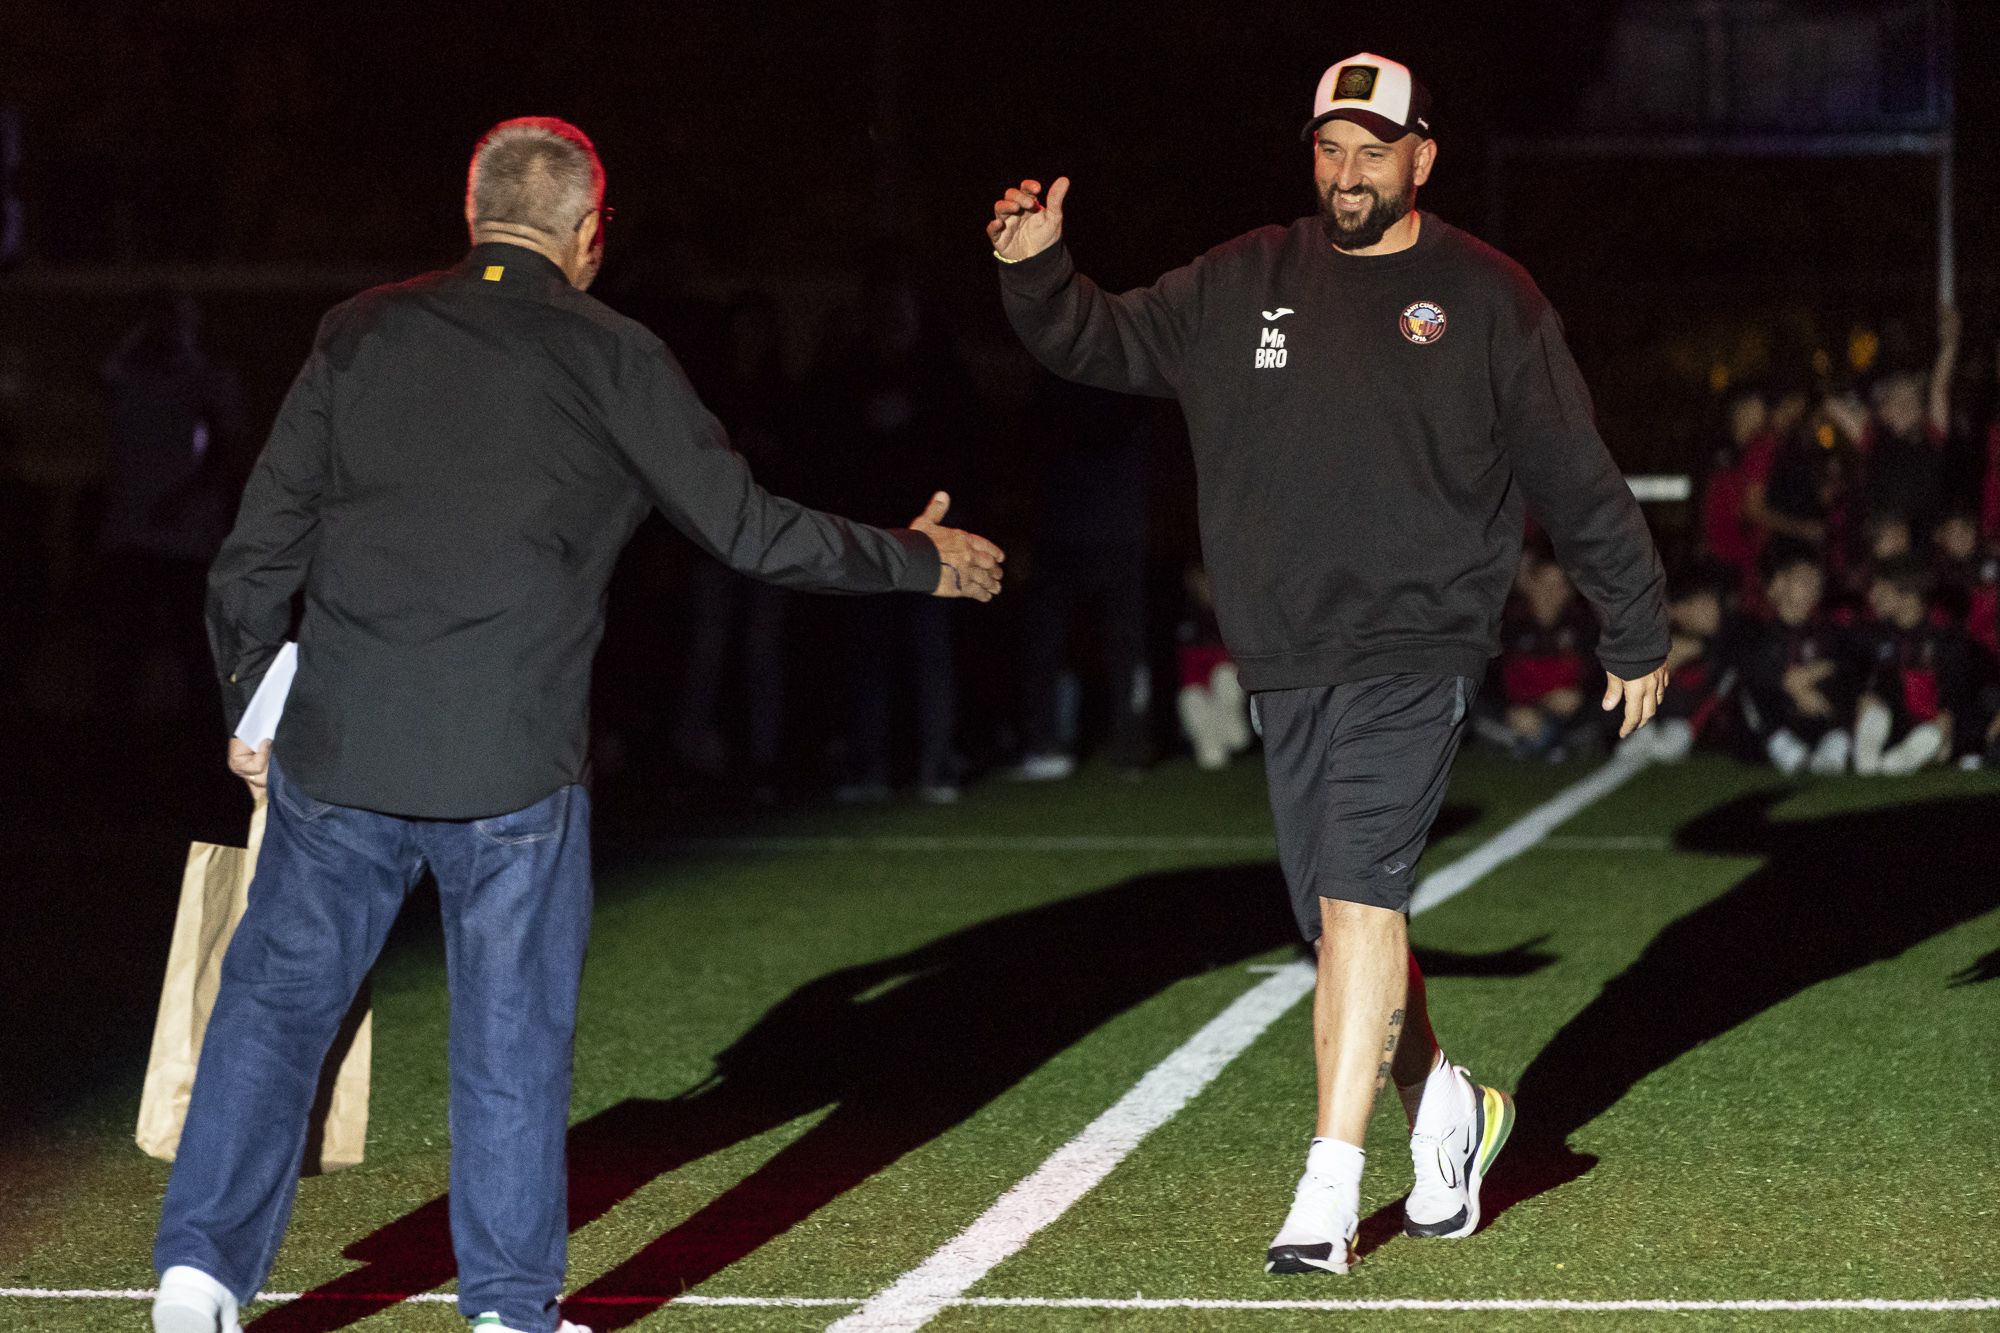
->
xmin=245 ymin=804 xmax=1564 ymax=1331
xmin=1466 ymin=786 xmax=2000 ymax=1235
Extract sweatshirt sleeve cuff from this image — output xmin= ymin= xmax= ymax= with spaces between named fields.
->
xmin=888 ymin=527 xmax=942 ymax=594
xmin=1599 ymin=650 xmax=1668 ymax=679
xmin=994 ymin=241 xmax=1074 ymax=298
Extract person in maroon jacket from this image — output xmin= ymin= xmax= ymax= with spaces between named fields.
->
xmin=987 ymin=52 xmax=1669 ymax=1274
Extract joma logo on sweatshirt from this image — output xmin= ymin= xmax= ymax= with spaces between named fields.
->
xmin=1254 ymin=325 xmax=1289 ymax=369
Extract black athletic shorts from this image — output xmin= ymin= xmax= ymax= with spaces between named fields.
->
xmin=1254 ymin=673 xmax=1474 ymax=939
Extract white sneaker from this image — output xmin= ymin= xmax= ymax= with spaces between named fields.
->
xmin=1010 ymin=753 xmax=1075 ymax=781
xmin=1178 ymin=688 xmax=1232 ymax=770
xmin=1265 ymin=1170 xmax=1358 ymax=1274
xmin=1621 ymin=718 xmax=1693 ymax=763
xmin=1854 ymin=700 xmax=1892 ymax=775
xmin=1212 ymin=663 xmax=1252 ymax=753
xmin=153 ymin=1267 xmax=242 ymax=1333
xmin=1880 ymin=722 xmax=1944 ymax=775
xmin=1766 ymin=728 xmax=1809 ymax=776
xmin=471 ymin=1315 xmax=593 ymax=1333
xmin=1404 ymin=1068 xmax=1515 ymax=1240
xmin=1807 ymin=729 xmax=1852 ymax=776
xmin=1651 ymin=717 xmax=1695 ymax=762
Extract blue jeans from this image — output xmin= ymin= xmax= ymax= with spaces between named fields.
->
xmin=155 ymin=760 xmax=592 ymax=1332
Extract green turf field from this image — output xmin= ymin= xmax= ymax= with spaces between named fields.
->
xmin=3 ymin=751 xmax=1996 ymax=1331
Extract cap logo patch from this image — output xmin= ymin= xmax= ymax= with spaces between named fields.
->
xmin=1335 ymin=66 xmax=1378 ymax=101
xmin=1400 ymin=301 xmax=1447 ymax=345
xmin=482 ymin=265 xmax=505 ymax=281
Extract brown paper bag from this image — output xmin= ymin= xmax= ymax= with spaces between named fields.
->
xmin=137 ymin=795 xmax=373 ymax=1173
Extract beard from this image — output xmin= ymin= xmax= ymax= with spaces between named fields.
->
xmin=1318 ymin=175 xmax=1414 ymax=251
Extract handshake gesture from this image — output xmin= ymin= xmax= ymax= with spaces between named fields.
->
xmin=912 ymin=491 xmax=1005 ymax=601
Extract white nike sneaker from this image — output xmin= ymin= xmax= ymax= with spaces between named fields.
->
xmin=1650 ymin=717 xmax=1696 ymax=762
xmin=1807 ymin=728 xmax=1852 ymax=776
xmin=1265 ymin=1172 xmax=1358 ymax=1274
xmin=470 ymin=1315 xmax=593 ymax=1333
xmin=1879 ymin=722 xmax=1944 ymax=775
xmin=1853 ymin=700 xmax=1893 ymax=775
xmin=153 ymin=1266 xmax=242 ymax=1333
xmin=1766 ymin=728 xmax=1809 ymax=775
xmin=1403 ymin=1069 xmax=1515 ymax=1240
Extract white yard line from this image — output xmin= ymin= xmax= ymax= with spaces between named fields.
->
xmin=680 ymin=830 xmax=1666 ymax=855
xmin=1408 ymin=749 xmax=1650 ymax=915
xmin=827 ymin=753 xmax=1653 ymax=1333
xmin=6 ymin=1289 xmax=1993 ymax=1314
xmin=16 ymin=757 xmax=1653 ymax=1328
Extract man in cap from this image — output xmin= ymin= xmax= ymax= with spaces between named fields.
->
xmin=152 ymin=116 xmax=1002 ymax=1333
xmin=987 ymin=54 xmax=1667 ymax=1273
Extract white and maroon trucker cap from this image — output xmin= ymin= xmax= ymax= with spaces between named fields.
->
xmin=1301 ymin=53 xmax=1433 ymax=142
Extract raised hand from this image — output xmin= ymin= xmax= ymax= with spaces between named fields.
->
xmin=987 ymin=177 xmax=1069 ymax=263
xmin=910 ymin=491 xmax=1006 ymax=602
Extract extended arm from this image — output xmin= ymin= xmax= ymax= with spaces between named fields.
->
xmin=1498 ymin=307 xmax=1670 ymax=734
xmin=989 ymin=177 xmax=1200 ymax=398
xmin=613 ymin=342 xmax=1000 ymax=600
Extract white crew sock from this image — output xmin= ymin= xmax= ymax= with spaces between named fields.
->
xmin=1306 ymin=1137 xmax=1364 ymax=1207
xmin=1396 ymin=1046 xmax=1446 ymax=1125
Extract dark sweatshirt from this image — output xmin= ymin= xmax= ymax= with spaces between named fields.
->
xmin=998 ymin=214 xmax=1667 ymax=691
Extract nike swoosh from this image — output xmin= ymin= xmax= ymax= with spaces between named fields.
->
xmin=1262 ymin=307 xmax=1294 ymax=320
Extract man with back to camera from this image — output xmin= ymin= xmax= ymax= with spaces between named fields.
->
xmin=151 ymin=117 xmax=1003 ymax=1333
xmin=987 ymin=54 xmax=1669 ymax=1273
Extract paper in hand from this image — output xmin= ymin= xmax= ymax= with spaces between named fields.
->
xmin=232 ymin=642 xmax=298 ymax=747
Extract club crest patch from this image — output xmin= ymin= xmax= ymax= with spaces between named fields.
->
xmin=1400 ymin=301 xmax=1447 ymax=345
xmin=1335 ymin=65 xmax=1378 ymax=101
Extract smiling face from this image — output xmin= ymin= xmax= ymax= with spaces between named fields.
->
xmin=1312 ymin=118 xmax=1435 ymax=252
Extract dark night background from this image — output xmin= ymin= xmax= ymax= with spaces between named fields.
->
xmin=2 ymin=1 xmax=1993 ymax=457
xmin=0 ymin=0 xmax=1994 ymax=797
xmin=0 ymin=0 xmax=1996 ymax=1253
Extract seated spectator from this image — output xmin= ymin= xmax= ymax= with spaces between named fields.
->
xmin=1835 ymin=510 xmax=1915 ymax=609
xmin=1853 ymin=555 xmax=1974 ymax=775
xmin=1737 ymin=546 xmax=1860 ymax=775
xmin=1483 ymin=549 xmax=1600 ymax=762
xmin=1619 ymin=563 xmax=1737 ymax=763
xmin=1930 ymin=507 xmax=1999 ymax=663
xmin=1175 ymin=564 xmax=1251 ymax=770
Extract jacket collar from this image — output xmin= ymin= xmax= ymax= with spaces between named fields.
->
xmin=458 ymin=241 xmax=571 ymax=292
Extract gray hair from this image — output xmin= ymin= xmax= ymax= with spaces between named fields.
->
xmin=466 ymin=117 xmax=605 ymax=239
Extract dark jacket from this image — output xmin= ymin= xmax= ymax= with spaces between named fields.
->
xmin=208 ymin=243 xmax=937 ymax=818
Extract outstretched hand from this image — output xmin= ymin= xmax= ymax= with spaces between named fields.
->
xmin=987 ymin=177 xmax=1069 ymax=262
xmin=911 ymin=491 xmax=1005 ymax=602
xmin=1603 ymin=666 xmax=1669 ymax=739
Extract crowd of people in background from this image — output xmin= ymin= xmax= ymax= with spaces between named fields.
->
xmin=44 ymin=283 xmax=2000 ymax=799
xmin=1486 ymin=306 xmax=2000 ymax=775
